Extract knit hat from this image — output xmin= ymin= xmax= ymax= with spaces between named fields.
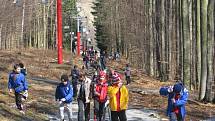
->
xmin=112 ymin=74 xmax=121 ymax=84
xmin=173 ymin=83 xmax=183 ymax=93
xmin=61 ymin=74 xmax=69 ymax=82
xmin=100 ymin=71 xmax=106 ymax=76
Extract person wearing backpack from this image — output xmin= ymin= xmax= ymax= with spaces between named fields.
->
xmin=77 ymin=71 xmax=92 ymax=121
xmin=55 ymin=74 xmax=73 ymax=121
xmin=159 ymin=82 xmax=189 ymax=121
xmin=8 ymin=64 xmax=28 ymax=114
xmin=108 ymin=74 xmax=129 ymax=121
xmin=70 ymin=65 xmax=80 ymax=99
xmin=93 ymin=71 xmax=108 ymax=121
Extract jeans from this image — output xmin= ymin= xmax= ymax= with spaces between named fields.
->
xmin=94 ymin=100 xmax=106 ymax=121
xmin=78 ymin=99 xmax=90 ymax=121
xmin=59 ymin=102 xmax=73 ymax=121
xmin=111 ymin=110 xmax=127 ymax=121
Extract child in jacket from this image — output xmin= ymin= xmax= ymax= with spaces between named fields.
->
xmin=94 ymin=71 xmax=108 ymax=121
xmin=55 ymin=74 xmax=73 ymax=121
xmin=160 ymin=82 xmax=189 ymax=121
xmin=8 ymin=64 xmax=28 ymax=114
xmin=108 ymin=74 xmax=129 ymax=121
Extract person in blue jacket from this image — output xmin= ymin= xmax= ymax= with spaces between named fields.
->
xmin=55 ymin=74 xmax=73 ymax=121
xmin=8 ymin=64 xmax=28 ymax=114
xmin=159 ymin=82 xmax=189 ymax=121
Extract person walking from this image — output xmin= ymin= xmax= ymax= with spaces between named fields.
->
xmin=55 ymin=74 xmax=73 ymax=121
xmin=70 ymin=65 xmax=80 ymax=98
xmin=93 ymin=71 xmax=108 ymax=121
xmin=8 ymin=64 xmax=28 ymax=114
xmin=100 ymin=51 xmax=106 ymax=70
xmin=77 ymin=71 xmax=92 ymax=121
xmin=108 ymin=74 xmax=129 ymax=121
xmin=124 ymin=64 xmax=131 ymax=85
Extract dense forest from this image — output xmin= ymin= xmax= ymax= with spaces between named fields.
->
xmin=92 ymin=0 xmax=215 ymax=102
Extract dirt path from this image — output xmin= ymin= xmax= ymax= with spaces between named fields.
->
xmin=28 ymin=66 xmax=161 ymax=121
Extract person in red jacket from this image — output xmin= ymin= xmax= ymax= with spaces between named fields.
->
xmin=93 ymin=71 xmax=108 ymax=121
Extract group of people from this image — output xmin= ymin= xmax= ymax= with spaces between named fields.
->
xmin=56 ymin=64 xmax=129 ymax=121
xmin=7 ymin=51 xmax=189 ymax=121
xmin=82 ymin=47 xmax=100 ymax=70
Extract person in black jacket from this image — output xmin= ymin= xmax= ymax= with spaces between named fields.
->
xmin=70 ymin=65 xmax=80 ymax=98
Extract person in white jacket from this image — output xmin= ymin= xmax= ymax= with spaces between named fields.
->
xmin=77 ymin=71 xmax=92 ymax=121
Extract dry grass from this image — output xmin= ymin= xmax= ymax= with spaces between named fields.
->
xmin=0 ymin=49 xmax=74 ymax=121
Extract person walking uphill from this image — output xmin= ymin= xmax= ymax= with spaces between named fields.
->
xmin=108 ymin=74 xmax=129 ymax=121
xmin=8 ymin=64 xmax=28 ymax=114
xmin=159 ymin=82 xmax=189 ymax=121
xmin=71 ymin=65 xmax=80 ymax=98
xmin=77 ymin=72 xmax=92 ymax=121
xmin=55 ymin=74 xmax=73 ymax=121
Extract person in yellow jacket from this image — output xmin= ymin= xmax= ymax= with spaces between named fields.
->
xmin=108 ymin=74 xmax=129 ymax=121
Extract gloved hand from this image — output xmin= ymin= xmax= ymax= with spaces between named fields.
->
xmin=168 ymin=86 xmax=173 ymax=93
xmin=22 ymin=90 xmax=28 ymax=99
xmin=118 ymin=82 xmax=123 ymax=88
xmin=58 ymin=101 xmax=63 ymax=105
xmin=61 ymin=98 xmax=66 ymax=102
xmin=9 ymin=89 xmax=13 ymax=93
xmin=105 ymin=100 xmax=109 ymax=107
xmin=86 ymin=98 xmax=90 ymax=103
xmin=171 ymin=98 xmax=176 ymax=103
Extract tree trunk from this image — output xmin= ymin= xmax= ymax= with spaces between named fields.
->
xmin=0 ymin=24 xmax=2 ymax=49
xmin=188 ymin=0 xmax=193 ymax=89
xmin=20 ymin=0 xmax=26 ymax=49
xmin=205 ymin=0 xmax=214 ymax=102
xmin=149 ymin=0 xmax=154 ymax=76
xmin=199 ymin=0 xmax=208 ymax=101
xmin=191 ymin=0 xmax=197 ymax=90
xmin=182 ymin=0 xmax=191 ymax=86
xmin=196 ymin=0 xmax=201 ymax=90
xmin=43 ymin=5 xmax=46 ymax=49
xmin=161 ymin=0 xmax=167 ymax=81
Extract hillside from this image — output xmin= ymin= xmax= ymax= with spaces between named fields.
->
xmin=0 ymin=49 xmax=214 ymax=120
